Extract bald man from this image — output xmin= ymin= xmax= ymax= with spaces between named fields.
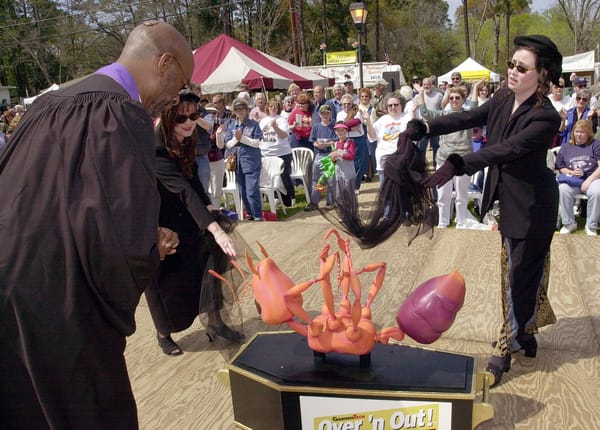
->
xmin=0 ymin=21 xmax=192 ymax=429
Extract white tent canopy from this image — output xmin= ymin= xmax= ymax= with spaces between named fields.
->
xmin=562 ymin=50 xmax=595 ymax=73
xmin=23 ymin=83 xmax=59 ymax=106
xmin=438 ymin=57 xmax=500 ymax=84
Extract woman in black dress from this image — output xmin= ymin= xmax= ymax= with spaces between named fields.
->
xmin=146 ymin=90 xmax=243 ymax=355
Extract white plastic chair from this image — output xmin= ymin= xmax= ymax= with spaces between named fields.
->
xmin=290 ymin=147 xmax=314 ymax=203
xmin=259 ymin=156 xmax=287 ymax=215
xmin=222 ymin=169 xmax=243 ymax=217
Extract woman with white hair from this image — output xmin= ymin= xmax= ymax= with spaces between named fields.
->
xmin=558 ymin=87 xmax=597 ymax=145
xmin=249 ymin=92 xmax=267 ymax=122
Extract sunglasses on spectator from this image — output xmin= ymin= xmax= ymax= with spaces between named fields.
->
xmin=451 ymin=77 xmax=460 ymax=81
xmin=387 ymin=103 xmax=400 ymax=107
xmin=507 ymin=60 xmax=535 ymax=74
xmin=174 ymin=112 xmax=201 ymax=123
xmin=576 ymin=96 xmax=589 ymax=102
xmin=448 ymin=95 xmax=462 ymax=101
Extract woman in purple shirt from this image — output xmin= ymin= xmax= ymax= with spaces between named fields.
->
xmin=556 ymin=119 xmax=600 ymax=235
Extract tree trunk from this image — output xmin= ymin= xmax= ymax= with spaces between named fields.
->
xmin=463 ymin=0 xmax=471 ymax=57
xmin=298 ymin=0 xmax=307 ymax=66
xmin=505 ymin=3 xmax=511 ymax=64
xmin=493 ymin=15 xmax=500 ymax=71
xmin=375 ymin=0 xmax=380 ymax=61
xmin=289 ymin=0 xmax=300 ymax=65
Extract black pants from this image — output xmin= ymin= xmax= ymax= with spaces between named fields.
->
xmin=494 ymin=235 xmax=555 ymax=356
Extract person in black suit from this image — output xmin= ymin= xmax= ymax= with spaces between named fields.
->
xmin=423 ymin=35 xmax=563 ymax=386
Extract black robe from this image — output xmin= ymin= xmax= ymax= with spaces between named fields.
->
xmin=0 ymin=74 xmax=160 ymax=429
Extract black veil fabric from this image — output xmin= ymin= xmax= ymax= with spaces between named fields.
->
xmin=197 ymin=211 xmax=255 ymax=358
xmin=331 ymin=123 xmax=437 ymax=248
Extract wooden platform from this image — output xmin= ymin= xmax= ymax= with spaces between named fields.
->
xmin=125 ymin=182 xmax=600 ymax=429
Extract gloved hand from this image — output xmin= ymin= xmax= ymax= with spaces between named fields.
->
xmin=404 ymin=119 xmax=428 ymax=141
xmin=421 ymin=154 xmax=465 ymax=188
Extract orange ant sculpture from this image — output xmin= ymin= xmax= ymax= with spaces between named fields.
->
xmin=307 ymin=229 xmax=405 ymax=356
xmin=210 ymin=228 xmax=465 ymax=358
xmin=211 ymin=228 xmax=404 ymax=356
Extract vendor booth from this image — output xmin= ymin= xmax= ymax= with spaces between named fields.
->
xmin=192 ymin=35 xmax=334 ymax=94
xmin=438 ymin=58 xmax=500 ymax=83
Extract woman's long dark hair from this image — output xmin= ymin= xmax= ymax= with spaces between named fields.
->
xmin=160 ymin=99 xmax=198 ymax=179
xmin=535 ymin=69 xmax=551 ymax=108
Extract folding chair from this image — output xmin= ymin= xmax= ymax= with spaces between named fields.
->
xmin=260 ymin=156 xmax=287 ymax=215
xmin=290 ymin=147 xmax=314 ymax=203
xmin=222 ymin=169 xmax=243 ymax=217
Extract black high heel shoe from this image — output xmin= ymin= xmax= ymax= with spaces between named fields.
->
xmin=206 ymin=323 xmax=244 ymax=343
xmin=485 ymin=355 xmax=511 ymax=387
xmin=157 ymin=333 xmax=183 ymax=356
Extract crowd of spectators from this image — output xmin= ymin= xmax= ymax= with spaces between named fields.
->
xmin=4 ymin=71 xmax=599 ymax=234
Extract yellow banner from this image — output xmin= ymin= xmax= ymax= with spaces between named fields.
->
xmin=326 ymin=51 xmax=357 ymax=65
xmin=314 ymin=403 xmax=443 ymax=430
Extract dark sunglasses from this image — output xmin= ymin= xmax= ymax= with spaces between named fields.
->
xmin=174 ymin=112 xmax=201 ymax=124
xmin=507 ymin=60 xmax=535 ymax=74
xmin=451 ymin=77 xmax=461 ymax=81
xmin=448 ymin=95 xmax=462 ymax=101
xmin=576 ymin=96 xmax=589 ymax=102
xmin=387 ymin=103 xmax=400 ymax=107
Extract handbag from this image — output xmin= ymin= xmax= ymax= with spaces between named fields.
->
xmin=208 ymin=147 xmax=223 ymax=162
xmin=225 ymin=152 xmax=237 ymax=171
xmin=557 ymin=173 xmax=584 ymax=187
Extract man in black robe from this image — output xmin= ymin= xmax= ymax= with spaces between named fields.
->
xmin=0 ymin=21 xmax=192 ymax=429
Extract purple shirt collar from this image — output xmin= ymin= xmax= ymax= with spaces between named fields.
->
xmin=94 ymin=63 xmax=140 ymax=101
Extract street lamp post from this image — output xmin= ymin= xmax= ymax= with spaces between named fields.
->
xmin=319 ymin=42 xmax=327 ymax=68
xmin=349 ymin=2 xmax=368 ymax=89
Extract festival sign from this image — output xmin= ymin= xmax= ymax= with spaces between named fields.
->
xmin=300 ymin=396 xmax=452 ymax=430
xmin=326 ymin=51 xmax=357 ymax=65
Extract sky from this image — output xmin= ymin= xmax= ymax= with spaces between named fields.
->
xmin=446 ymin=0 xmax=555 ymax=22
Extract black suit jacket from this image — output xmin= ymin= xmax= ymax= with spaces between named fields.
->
xmin=428 ymin=88 xmax=560 ymax=239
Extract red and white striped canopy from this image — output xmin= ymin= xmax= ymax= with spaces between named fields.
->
xmin=192 ymin=34 xmax=333 ymax=94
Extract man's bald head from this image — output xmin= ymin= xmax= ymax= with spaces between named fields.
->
xmin=118 ymin=21 xmax=194 ymax=117
xmin=121 ymin=22 xmax=190 ymax=64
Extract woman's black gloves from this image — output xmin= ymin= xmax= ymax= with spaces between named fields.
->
xmin=422 ymin=154 xmax=466 ymax=187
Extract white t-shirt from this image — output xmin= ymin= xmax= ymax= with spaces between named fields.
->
xmin=371 ymin=112 xmax=413 ymax=170
xmin=259 ymin=115 xmax=292 ymax=157
xmin=549 ymin=95 xmax=575 ymax=112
